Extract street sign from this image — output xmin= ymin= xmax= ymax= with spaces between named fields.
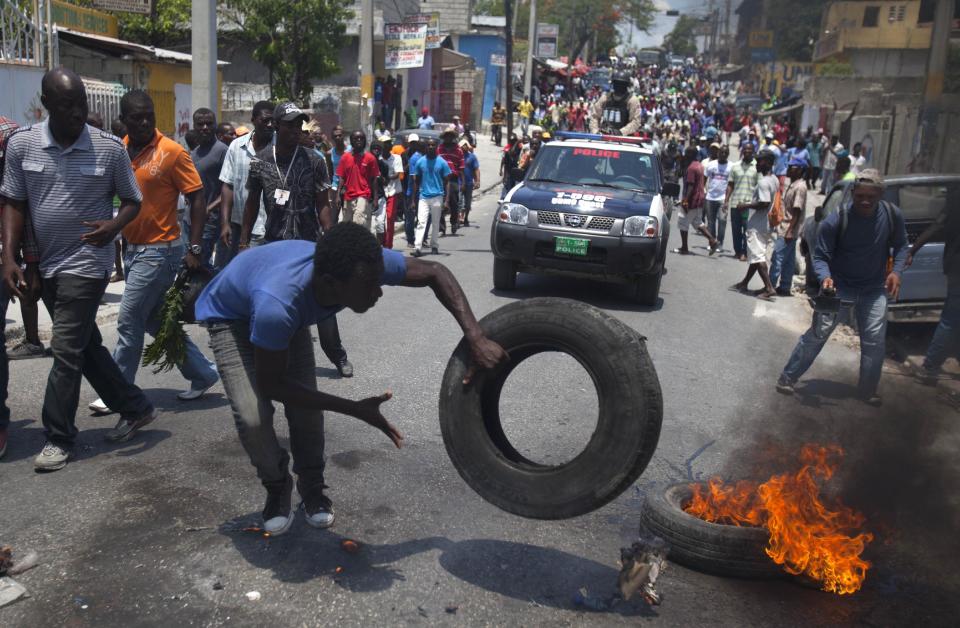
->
xmin=384 ymin=23 xmax=427 ymax=69
xmin=53 ymin=0 xmax=118 ymax=37
xmin=404 ymin=13 xmax=441 ymax=49
xmin=490 ymin=52 xmax=507 ymax=67
xmin=536 ymin=22 xmax=559 ymax=58
xmin=749 ymin=30 xmax=774 ymax=48
xmin=90 ymin=0 xmax=151 ymax=15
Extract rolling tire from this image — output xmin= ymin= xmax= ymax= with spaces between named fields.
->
xmin=641 ymin=482 xmax=784 ymax=579
xmin=633 ymin=271 xmax=662 ymax=306
xmin=492 ymin=257 xmax=517 ymax=291
xmin=439 ymin=298 xmax=663 ymax=519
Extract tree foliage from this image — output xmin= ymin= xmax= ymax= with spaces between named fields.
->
xmin=230 ymin=0 xmax=350 ymax=105
xmin=662 ymin=14 xmax=699 ymax=57
xmin=475 ymin=0 xmax=656 ymax=61
xmin=766 ymin=0 xmax=829 ymax=61
xmin=115 ymin=0 xmax=192 ymax=48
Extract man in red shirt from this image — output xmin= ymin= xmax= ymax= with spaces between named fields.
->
xmin=675 ymin=146 xmax=719 ymax=255
xmin=335 ymin=131 xmax=379 ymax=234
xmin=437 ymin=125 xmax=464 ymax=234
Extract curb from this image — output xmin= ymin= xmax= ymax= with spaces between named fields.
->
xmin=5 ymin=304 xmax=122 ymax=347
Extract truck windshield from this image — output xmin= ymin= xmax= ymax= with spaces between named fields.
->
xmin=528 ymin=145 xmax=656 ymax=193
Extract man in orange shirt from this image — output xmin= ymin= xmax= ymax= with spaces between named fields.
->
xmin=88 ymin=91 xmax=219 ymax=415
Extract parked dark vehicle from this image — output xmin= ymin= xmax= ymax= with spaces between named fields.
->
xmin=491 ymin=134 xmax=680 ymax=305
xmin=800 ymin=174 xmax=960 ymax=322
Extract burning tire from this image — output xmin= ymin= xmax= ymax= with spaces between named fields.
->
xmin=439 ymin=297 xmax=663 ymax=520
xmin=641 ymin=482 xmax=784 ymax=579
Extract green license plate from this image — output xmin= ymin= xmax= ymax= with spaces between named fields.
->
xmin=554 ymin=236 xmax=590 ymax=256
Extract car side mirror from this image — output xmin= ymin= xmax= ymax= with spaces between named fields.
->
xmin=662 ymin=182 xmax=680 ymax=198
xmin=814 ymin=205 xmax=824 ymax=222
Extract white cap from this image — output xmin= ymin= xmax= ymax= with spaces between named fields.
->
xmin=407 ymin=133 xmax=420 ymax=142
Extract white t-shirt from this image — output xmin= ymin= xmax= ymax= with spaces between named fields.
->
xmin=385 ymin=153 xmax=403 ymax=197
xmin=823 ymin=142 xmax=843 ymax=170
xmin=704 ymin=160 xmax=731 ymax=202
xmin=748 ymin=173 xmax=779 ymax=234
xmin=851 ymin=154 xmax=867 ymax=174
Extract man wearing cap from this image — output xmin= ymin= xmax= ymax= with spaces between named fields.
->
xmin=769 ymin=158 xmax=808 ymax=296
xmin=241 ymin=102 xmax=353 ymax=379
xmin=777 ymin=169 xmax=908 ymax=405
xmin=336 ymin=130 xmax=380 ymax=235
xmin=438 ymin=125 xmax=464 ymax=235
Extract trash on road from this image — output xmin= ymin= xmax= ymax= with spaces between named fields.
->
xmin=0 ymin=547 xmax=40 ymax=577
xmin=618 ymin=535 xmax=669 ymax=605
xmin=245 ymin=590 xmax=261 ymax=601
xmin=0 ymin=577 xmax=29 ymax=608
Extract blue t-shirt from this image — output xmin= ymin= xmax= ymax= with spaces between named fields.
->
xmin=462 ymin=152 xmax=480 ymax=187
xmin=413 ymin=155 xmax=452 ymax=198
xmin=406 ymin=152 xmax=422 ymax=197
xmin=195 ymin=241 xmax=407 ymax=350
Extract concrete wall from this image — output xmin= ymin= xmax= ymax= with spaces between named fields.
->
xmin=456 ymin=33 xmax=505 ymax=121
xmin=849 ymin=48 xmax=928 ymax=78
xmin=822 ymin=1 xmax=932 ymax=50
xmin=420 ymin=0 xmax=474 ymax=34
xmin=59 ymin=40 xmax=135 ymax=87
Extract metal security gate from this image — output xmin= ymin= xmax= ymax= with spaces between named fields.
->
xmin=84 ymin=78 xmax=127 ymax=131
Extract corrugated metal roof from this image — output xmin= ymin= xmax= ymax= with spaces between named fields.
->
xmin=56 ymin=27 xmax=229 ymax=66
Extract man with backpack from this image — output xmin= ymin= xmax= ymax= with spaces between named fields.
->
xmin=776 ymin=169 xmax=908 ymax=405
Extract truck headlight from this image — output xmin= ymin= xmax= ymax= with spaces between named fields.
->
xmin=623 ymin=215 xmax=659 ymax=237
xmin=498 ymin=203 xmax=529 ymax=225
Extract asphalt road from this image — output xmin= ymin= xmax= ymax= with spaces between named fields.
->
xmin=2 ymin=138 xmax=959 ymax=626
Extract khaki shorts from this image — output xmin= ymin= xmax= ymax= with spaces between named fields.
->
xmin=746 ymin=228 xmax=772 ymax=264
xmin=677 ymin=206 xmax=704 ymax=232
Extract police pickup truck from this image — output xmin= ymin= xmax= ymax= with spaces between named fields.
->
xmin=491 ymin=132 xmax=680 ymax=305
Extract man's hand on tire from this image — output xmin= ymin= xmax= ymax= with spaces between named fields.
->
xmin=463 ymin=336 xmax=509 ymax=384
xmin=353 ymin=391 xmax=404 ymax=448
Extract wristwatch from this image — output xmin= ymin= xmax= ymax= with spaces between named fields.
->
xmin=189 ymin=244 xmax=203 ymax=255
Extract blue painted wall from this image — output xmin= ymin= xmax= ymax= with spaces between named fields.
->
xmin=456 ymin=34 xmax=505 ymax=121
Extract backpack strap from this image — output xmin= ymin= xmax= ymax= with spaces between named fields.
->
xmin=835 ymin=206 xmax=848 ymax=252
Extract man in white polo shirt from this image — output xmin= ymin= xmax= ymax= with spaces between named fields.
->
xmin=1 ymin=68 xmax=158 ymax=471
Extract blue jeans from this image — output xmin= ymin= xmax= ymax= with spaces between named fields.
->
xmin=113 ymin=244 xmax=219 ymax=389
xmin=769 ymin=236 xmax=798 ymax=291
xmin=923 ymin=274 xmax=960 ymax=373
xmin=731 ymin=209 xmax=748 ymax=257
xmin=0 ymin=278 xmax=9 ymax=430
xmin=705 ymin=200 xmax=726 ymax=247
xmin=781 ymin=287 xmax=888 ymax=397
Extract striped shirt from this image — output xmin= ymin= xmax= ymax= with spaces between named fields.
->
xmin=728 ymin=159 xmax=759 ymax=209
xmin=218 ymin=131 xmax=272 ymax=235
xmin=0 ymin=120 xmax=141 ymax=278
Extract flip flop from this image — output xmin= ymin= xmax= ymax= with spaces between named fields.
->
xmin=728 ymin=284 xmax=746 ymax=293
xmin=756 ymin=292 xmax=777 ymax=302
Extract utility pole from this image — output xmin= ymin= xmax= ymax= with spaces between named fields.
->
xmin=524 ymin=0 xmax=536 ymax=98
xmin=505 ymin=0 xmax=514 ymax=140
xmin=724 ymin=0 xmax=733 ymax=62
xmin=359 ymin=0 xmax=374 ymax=134
xmin=918 ymin=0 xmax=952 ymax=171
xmin=191 ymin=0 xmax=217 ymax=112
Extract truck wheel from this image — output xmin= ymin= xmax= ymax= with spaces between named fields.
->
xmin=439 ymin=298 xmax=663 ymax=519
xmin=633 ymin=271 xmax=662 ymax=306
xmin=641 ymin=482 xmax=784 ymax=579
xmin=493 ymin=257 xmax=517 ymax=291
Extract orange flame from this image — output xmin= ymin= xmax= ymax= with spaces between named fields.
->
xmin=684 ymin=444 xmax=874 ymax=595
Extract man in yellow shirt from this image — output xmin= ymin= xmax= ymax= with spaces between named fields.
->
xmin=517 ymin=95 xmax=534 ymax=136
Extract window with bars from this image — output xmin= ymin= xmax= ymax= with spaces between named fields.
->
xmin=863 ymin=6 xmax=880 ymax=26
xmin=888 ymin=4 xmax=907 ymax=21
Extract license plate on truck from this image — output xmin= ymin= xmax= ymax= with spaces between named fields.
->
xmin=554 ymin=237 xmax=590 ymax=256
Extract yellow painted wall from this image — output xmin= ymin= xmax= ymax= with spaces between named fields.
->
xmin=823 ymin=1 xmax=932 ymax=50
xmin=759 ymin=62 xmax=815 ymax=97
xmin=138 ymin=62 xmax=223 ymax=137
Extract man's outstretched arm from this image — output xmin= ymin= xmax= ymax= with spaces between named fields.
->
xmin=401 ymin=257 xmax=509 ymax=382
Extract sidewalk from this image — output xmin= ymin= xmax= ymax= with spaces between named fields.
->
xmin=3 ymin=279 xmax=126 ymax=346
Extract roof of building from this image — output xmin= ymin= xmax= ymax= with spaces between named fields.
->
xmin=56 ymin=28 xmax=229 ymax=66
xmin=471 ymin=15 xmax=506 ymax=28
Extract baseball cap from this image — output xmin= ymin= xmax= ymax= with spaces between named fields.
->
xmin=764 ymin=131 xmax=775 ymax=139
xmin=855 ymin=168 xmax=884 ymax=187
xmin=274 ymin=102 xmax=307 ymax=123
xmin=407 ymin=133 xmax=420 ymax=142
xmin=710 ymin=142 xmax=722 ymax=149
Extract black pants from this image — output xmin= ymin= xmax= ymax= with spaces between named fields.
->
xmin=41 ymin=274 xmax=152 ymax=447
xmin=316 ymin=316 xmax=347 ymax=366
xmin=492 ymin=124 xmax=502 ymax=146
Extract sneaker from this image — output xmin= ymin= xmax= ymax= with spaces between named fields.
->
xmin=177 ymin=379 xmax=218 ymax=401
xmin=0 ymin=427 xmax=7 ymax=459
xmin=263 ymin=480 xmax=294 ymax=536
xmin=7 ymin=340 xmax=46 ymax=360
xmin=411 ymin=248 xmax=424 ymax=258
xmin=431 ymin=247 xmax=439 ymax=255
xmin=776 ymin=375 xmax=795 ymax=395
xmin=89 ymin=398 xmax=112 ymax=415
xmin=915 ymin=367 xmax=939 ymax=386
xmin=336 ymin=359 xmax=354 ymax=378
xmin=105 ymin=408 xmax=159 ymax=443
xmin=861 ymin=394 xmax=883 ymax=407
xmin=34 ymin=441 xmax=71 ymax=471
xmin=301 ymin=494 xmax=335 ymax=529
